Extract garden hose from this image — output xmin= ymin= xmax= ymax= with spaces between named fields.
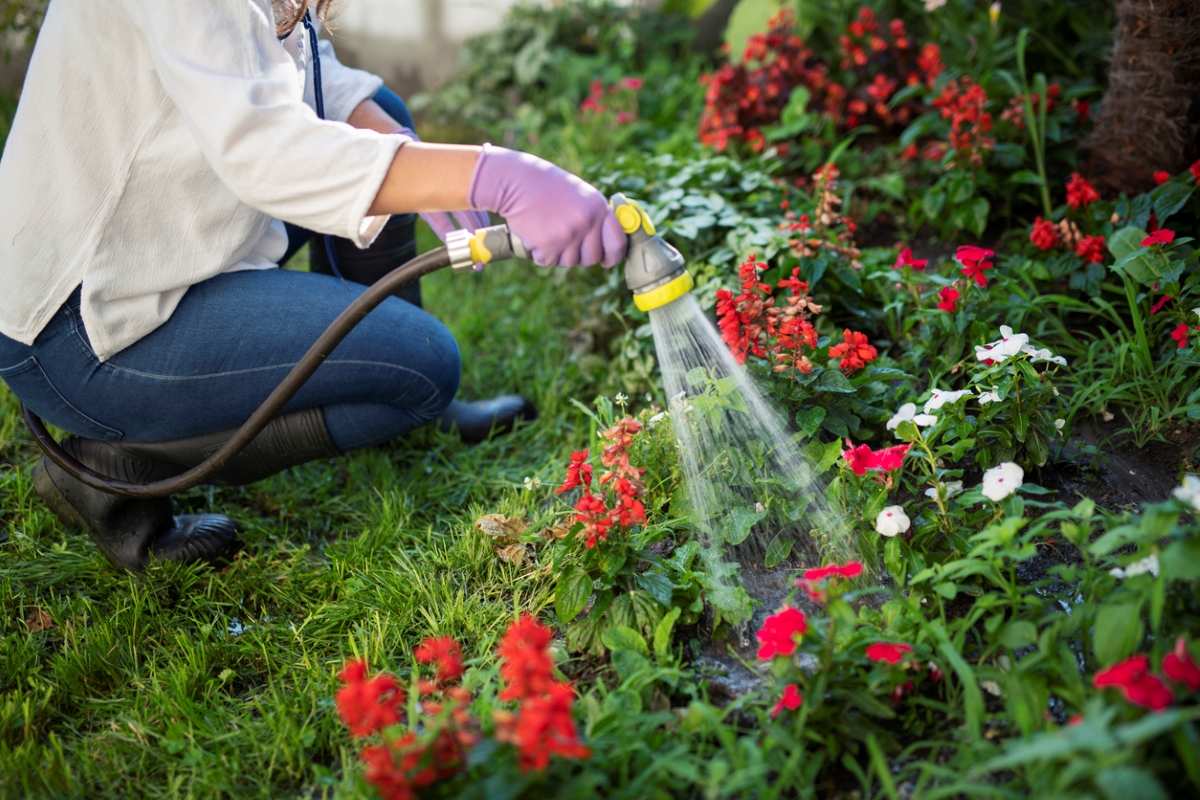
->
xmin=22 ymin=224 xmax=529 ymax=499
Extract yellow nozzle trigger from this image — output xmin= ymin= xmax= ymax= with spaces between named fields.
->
xmin=468 ymin=231 xmax=493 ymax=265
xmin=613 ymin=198 xmax=658 ymax=236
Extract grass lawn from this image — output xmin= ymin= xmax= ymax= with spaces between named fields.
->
xmin=0 ymin=230 xmax=604 ymax=797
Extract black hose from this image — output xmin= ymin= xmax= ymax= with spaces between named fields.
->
xmin=23 ymin=246 xmax=454 ymax=499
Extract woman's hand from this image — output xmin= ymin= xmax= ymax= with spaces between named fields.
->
xmin=467 ymin=144 xmax=627 ymax=269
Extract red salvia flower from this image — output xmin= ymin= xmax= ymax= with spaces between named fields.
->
xmin=1075 ymin=235 xmax=1106 ymax=264
xmin=772 ymin=684 xmax=804 ymax=717
xmin=497 ymin=615 xmax=556 ymax=701
xmin=555 ymin=449 xmax=593 ymax=494
xmin=895 ymin=247 xmax=928 ymax=270
xmin=1163 ymin=636 xmax=1200 ymax=691
xmin=1030 ymin=217 xmax=1061 ymax=251
xmin=361 ymin=744 xmax=416 ymax=800
xmin=866 ymin=642 xmax=914 ymax=665
xmin=828 ymin=329 xmax=878 ymax=374
xmin=336 ymin=659 xmax=405 ymax=738
xmin=1142 ymin=229 xmax=1175 ymax=247
xmin=502 ymin=682 xmax=590 ymax=772
xmin=756 ymin=606 xmax=808 ymax=659
xmin=937 ymin=286 xmax=960 ymax=312
xmin=956 ymin=245 xmax=995 ymax=287
xmin=414 ymin=637 xmax=465 ymax=685
xmin=1066 ymin=173 xmax=1100 ymax=209
xmin=1093 ymin=655 xmax=1175 ymax=712
xmin=1154 ymin=171 xmax=1171 ymax=186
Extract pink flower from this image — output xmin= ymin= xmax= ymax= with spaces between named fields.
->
xmin=802 ymin=562 xmax=864 ymax=581
xmin=756 ymin=606 xmax=808 ymax=659
xmin=1171 ymin=323 xmax=1196 ymax=349
xmin=1150 ymin=295 xmax=1171 ymax=315
xmin=1154 ymin=171 xmax=1171 ymax=186
xmin=866 ymin=643 xmax=914 ymax=665
xmin=772 ymin=684 xmax=803 ymax=717
xmin=1094 ymin=655 xmax=1175 ymax=712
xmin=842 ymin=442 xmax=910 ymax=475
xmin=620 ymin=77 xmax=644 ymax=91
xmin=956 ymin=245 xmax=995 ymax=287
xmin=1141 ymin=229 xmax=1176 ymax=247
xmin=1164 ymin=636 xmax=1200 ymax=691
xmin=895 ymin=247 xmax=928 ymax=271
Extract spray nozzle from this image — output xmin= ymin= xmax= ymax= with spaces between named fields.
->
xmin=611 ymin=193 xmax=694 ymax=312
xmin=445 ymin=224 xmax=530 ymax=273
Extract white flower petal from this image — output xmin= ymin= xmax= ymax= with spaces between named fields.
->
xmin=978 ymin=391 xmax=1001 ymax=404
xmin=924 ymin=389 xmax=973 ymax=414
xmin=913 ymin=413 xmax=939 ymax=427
xmin=925 ymin=480 xmax=964 ymax=499
xmin=887 ymin=403 xmax=917 ymax=432
xmin=981 ymin=462 xmax=1024 ymax=502
xmin=875 ymin=505 xmax=911 ymax=537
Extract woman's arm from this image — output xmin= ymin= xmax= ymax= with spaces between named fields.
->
xmin=346 ymin=98 xmax=480 ymax=217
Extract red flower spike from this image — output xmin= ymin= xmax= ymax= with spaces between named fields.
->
xmin=1030 ymin=217 xmax=1060 ymax=251
xmin=828 ymin=329 xmax=878 ymax=375
xmin=1075 ymin=235 xmax=1106 ymax=264
xmin=1066 ymin=173 xmax=1100 ymax=209
xmin=1164 ymin=636 xmax=1200 ymax=691
xmin=895 ymin=247 xmax=928 ymax=271
xmin=498 ymin=615 xmax=557 ymax=701
xmin=414 ymin=637 xmax=465 ymax=684
xmin=937 ymin=286 xmax=960 ymax=312
xmin=1154 ymin=171 xmax=1171 ymax=186
xmin=1141 ymin=229 xmax=1176 ymax=247
xmin=756 ymin=606 xmax=808 ymax=659
xmin=556 ymin=450 xmax=593 ymax=494
xmin=361 ymin=744 xmax=416 ymax=800
xmin=772 ymin=684 xmax=804 ymax=717
xmin=336 ymin=659 xmax=405 ymax=738
xmin=866 ymin=642 xmax=914 ymax=665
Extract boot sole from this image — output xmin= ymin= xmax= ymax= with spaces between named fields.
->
xmin=32 ymin=458 xmax=133 ymax=572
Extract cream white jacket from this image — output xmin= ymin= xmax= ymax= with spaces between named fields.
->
xmin=0 ymin=0 xmax=405 ymax=360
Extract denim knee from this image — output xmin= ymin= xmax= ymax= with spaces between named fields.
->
xmin=403 ymin=313 xmax=461 ymax=423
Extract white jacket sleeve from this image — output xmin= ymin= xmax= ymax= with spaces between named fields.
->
xmin=115 ymin=0 xmax=405 ymax=244
xmin=316 ymin=39 xmax=386 ymax=124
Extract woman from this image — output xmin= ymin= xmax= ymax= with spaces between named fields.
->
xmin=0 ymin=0 xmax=627 ymax=572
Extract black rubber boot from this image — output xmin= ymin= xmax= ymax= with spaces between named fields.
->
xmin=32 ymin=408 xmax=340 ymax=572
xmin=33 ymin=439 xmax=241 ymax=572
xmin=312 ymin=215 xmax=537 ymax=444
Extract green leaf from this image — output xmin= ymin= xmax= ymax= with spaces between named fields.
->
xmin=637 ymin=570 xmax=675 ymax=607
xmin=922 ymin=190 xmax=946 ymax=220
xmin=796 ymin=406 xmax=826 ymax=437
xmin=819 ymin=438 xmax=844 ymax=473
xmin=1009 ymin=170 xmax=1045 ymax=185
xmin=1161 ymin=537 xmax=1200 ymax=581
xmin=555 ymin=566 xmax=592 ymax=624
xmin=723 ymin=505 xmax=767 ymax=546
xmin=998 ymin=620 xmax=1038 ymax=649
xmin=1151 ymin=181 xmax=1195 ymax=223
xmin=601 ymin=626 xmax=650 ymax=658
xmin=1107 ymin=227 xmax=1160 ymax=283
xmin=1094 ymin=603 xmax=1145 ymax=666
xmin=816 ymin=369 xmax=857 ymax=394
xmin=1095 ymin=766 xmax=1168 ymax=800
xmin=938 ymin=641 xmax=984 ymax=743
xmin=933 ymin=582 xmax=958 ymax=600
xmin=653 ymin=607 xmax=682 ymax=660
xmin=764 ymin=534 xmax=793 ymax=568
xmin=969 ymin=197 xmax=989 ymax=237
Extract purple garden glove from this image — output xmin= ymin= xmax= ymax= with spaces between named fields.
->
xmin=467 ymin=144 xmax=627 ymax=268
xmin=393 ymin=127 xmax=491 ymax=239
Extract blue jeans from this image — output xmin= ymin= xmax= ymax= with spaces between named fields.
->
xmin=0 ymin=89 xmax=461 ymax=453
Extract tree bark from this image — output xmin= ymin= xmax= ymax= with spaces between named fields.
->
xmin=1081 ymin=0 xmax=1200 ymax=196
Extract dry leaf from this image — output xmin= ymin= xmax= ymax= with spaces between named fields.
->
xmin=494 ymin=543 xmax=529 ymax=566
xmin=25 ymin=608 xmax=54 ymax=633
xmin=474 ymin=514 xmax=529 ymax=546
xmin=538 ymin=524 xmax=571 ymax=543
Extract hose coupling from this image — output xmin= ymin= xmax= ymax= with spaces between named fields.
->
xmin=445 ymin=224 xmax=530 ymax=273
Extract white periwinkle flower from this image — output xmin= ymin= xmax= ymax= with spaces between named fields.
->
xmin=981 ymin=462 xmax=1024 ymax=502
xmin=975 ymin=326 xmax=1029 ymax=363
xmin=875 ymin=505 xmax=911 ymax=537
xmin=925 ymin=481 xmax=964 ymax=499
xmin=1173 ymin=474 xmax=1200 ymax=511
xmin=1193 ymin=307 xmax=1200 ymax=322
xmin=1109 ymin=554 xmax=1160 ymax=580
xmin=978 ymin=391 xmax=1002 ymax=404
xmin=1022 ymin=345 xmax=1068 ymax=367
xmin=887 ymin=403 xmax=938 ymax=433
xmin=1055 ymin=419 xmax=1066 ymax=437
xmin=924 ymin=389 xmax=973 ymax=414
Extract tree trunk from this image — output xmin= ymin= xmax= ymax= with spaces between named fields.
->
xmin=1081 ymin=0 xmax=1200 ymax=196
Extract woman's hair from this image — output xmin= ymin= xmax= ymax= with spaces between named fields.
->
xmin=273 ymin=0 xmax=341 ymax=38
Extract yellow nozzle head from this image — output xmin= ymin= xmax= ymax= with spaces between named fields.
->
xmin=633 ymin=271 xmax=694 ymax=312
